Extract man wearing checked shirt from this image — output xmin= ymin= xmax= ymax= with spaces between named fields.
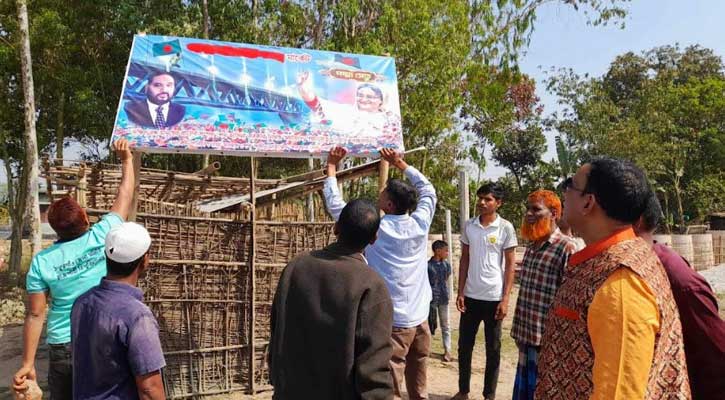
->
xmin=323 ymin=146 xmax=437 ymax=400
xmin=510 ymin=190 xmax=577 ymax=400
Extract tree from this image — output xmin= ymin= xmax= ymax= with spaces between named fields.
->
xmin=547 ymin=45 xmax=725 ymax=230
xmin=14 ymin=0 xmax=41 ymax=282
xmin=0 ymin=0 xmax=631 ymax=239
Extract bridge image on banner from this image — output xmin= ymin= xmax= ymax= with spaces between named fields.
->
xmin=111 ymin=34 xmax=404 ymax=158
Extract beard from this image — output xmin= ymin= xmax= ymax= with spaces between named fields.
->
xmin=521 ymin=217 xmax=553 ymax=242
xmin=147 ymin=93 xmax=171 ymax=105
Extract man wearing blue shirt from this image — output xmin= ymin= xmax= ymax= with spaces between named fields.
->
xmin=13 ymin=139 xmax=136 ymax=400
xmin=71 ymin=222 xmax=166 ymax=400
xmin=323 ymin=146 xmax=437 ymax=400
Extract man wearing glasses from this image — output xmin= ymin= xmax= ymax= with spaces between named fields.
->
xmin=535 ymin=158 xmax=690 ymax=399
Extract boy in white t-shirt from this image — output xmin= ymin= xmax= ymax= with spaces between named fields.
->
xmin=451 ymin=183 xmax=518 ymax=400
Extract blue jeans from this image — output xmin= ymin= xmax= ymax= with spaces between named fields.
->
xmin=428 ymin=302 xmax=451 ymax=353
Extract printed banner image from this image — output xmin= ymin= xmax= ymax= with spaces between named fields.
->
xmin=111 ymin=34 xmax=404 ymax=157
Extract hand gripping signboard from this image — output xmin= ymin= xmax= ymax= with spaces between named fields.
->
xmin=111 ymin=34 xmax=404 ymax=157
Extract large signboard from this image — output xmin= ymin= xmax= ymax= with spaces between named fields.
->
xmin=111 ymin=34 xmax=404 ymax=157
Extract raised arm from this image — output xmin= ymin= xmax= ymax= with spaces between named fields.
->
xmin=379 ymin=148 xmax=437 ymax=230
xmin=110 ymin=138 xmax=135 ymax=220
xmin=322 ymin=146 xmax=348 ymax=221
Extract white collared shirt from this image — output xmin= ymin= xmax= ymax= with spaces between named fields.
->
xmin=461 ymin=215 xmax=518 ymax=301
xmin=146 ymin=100 xmax=169 ymax=125
xmin=323 ymin=166 xmax=437 ymax=328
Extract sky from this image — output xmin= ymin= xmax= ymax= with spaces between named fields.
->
xmin=3 ymin=0 xmax=724 ymax=183
xmin=483 ymin=0 xmax=725 ymax=178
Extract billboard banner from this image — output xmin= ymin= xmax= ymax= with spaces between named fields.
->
xmin=111 ymin=34 xmax=404 ymax=157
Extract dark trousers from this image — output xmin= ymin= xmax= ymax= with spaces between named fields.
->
xmin=457 ymin=297 xmax=502 ymax=399
xmin=48 ymin=343 xmax=73 ymax=400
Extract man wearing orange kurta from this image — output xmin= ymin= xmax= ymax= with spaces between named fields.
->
xmin=535 ymin=158 xmax=691 ymax=400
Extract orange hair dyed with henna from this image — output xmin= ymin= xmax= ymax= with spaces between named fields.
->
xmin=527 ymin=190 xmax=562 ymax=218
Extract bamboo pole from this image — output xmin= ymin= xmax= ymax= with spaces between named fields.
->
xmin=129 ymin=151 xmax=142 ymax=221
xmin=459 ymin=170 xmax=470 ymax=233
xmin=307 ymin=157 xmax=315 ymax=222
xmin=445 ymin=209 xmax=455 ymax=315
xmin=249 ymin=156 xmax=257 ymax=393
xmin=76 ymin=163 xmax=87 ymax=208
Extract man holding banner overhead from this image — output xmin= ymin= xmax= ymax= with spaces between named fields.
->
xmin=13 ymin=139 xmax=136 ymax=400
xmin=323 ymin=146 xmax=436 ymax=400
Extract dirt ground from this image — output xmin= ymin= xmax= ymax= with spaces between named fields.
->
xmin=3 ymin=275 xmax=723 ymax=400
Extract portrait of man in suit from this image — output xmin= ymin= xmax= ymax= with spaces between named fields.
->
xmin=124 ymin=72 xmax=186 ymax=128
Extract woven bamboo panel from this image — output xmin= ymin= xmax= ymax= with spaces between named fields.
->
xmin=52 ymin=163 xmax=338 ymax=397
xmin=252 ymin=222 xmax=336 ymax=389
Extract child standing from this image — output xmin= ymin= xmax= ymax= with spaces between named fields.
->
xmin=428 ymin=240 xmax=452 ymax=362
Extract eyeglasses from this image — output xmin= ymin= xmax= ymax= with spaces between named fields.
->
xmin=561 ymin=177 xmax=587 ymax=194
xmin=356 ymin=94 xmax=381 ymax=100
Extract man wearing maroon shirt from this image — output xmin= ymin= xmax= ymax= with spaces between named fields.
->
xmin=635 ymin=194 xmax=725 ymax=400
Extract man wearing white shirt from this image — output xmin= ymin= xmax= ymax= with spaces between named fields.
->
xmin=124 ymin=72 xmax=186 ymax=128
xmin=323 ymin=146 xmax=437 ymax=400
xmin=452 ymin=183 xmax=518 ymax=400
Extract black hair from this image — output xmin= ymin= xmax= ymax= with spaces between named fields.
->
xmin=584 ymin=157 xmax=652 ymax=224
xmin=357 ymin=84 xmax=383 ymax=101
xmin=639 ymin=192 xmax=663 ymax=232
xmin=107 ymin=253 xmax=147 ymax=278
xmin=432 ymin=240 xmax=448 ymax=251
xmin=147 ymin=71 xmax=177 ymax=85
xmin=337 ymin=199 xmax=381 ymax=249
xmin=476 ymin=182 xmax=505 ymax=201
xmin=384 ymin=179 xmax=418 ymax=215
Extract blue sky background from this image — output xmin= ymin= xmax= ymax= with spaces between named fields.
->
xmin=483 ymin=0 xmax=725 ymax=178
xmin=2 ymin=1 xmax=723 ymax=182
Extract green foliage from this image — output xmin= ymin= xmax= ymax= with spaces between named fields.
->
xmin=0 ymin=0 xmax=630 ymax=231
xmin=547 ymin=44 xmax=725 ymax=227
xmin=686 ymin=173 xmax=725 ymax=223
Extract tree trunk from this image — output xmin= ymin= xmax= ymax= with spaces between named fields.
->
xmin=661 ymin=190 xmax=671 ymax=234
xmin=251 ymin=0 xmax=258 ymax=41
xmin=7 ymin=157 xmax=26 ymax=285
xmin=673 ymin=176 xmax=685 ymax=233
xmin=313 ymin=0 xmax=326 ymax=48
xmin=420 ymin=150 xmax=428 ymax=175
xmin=56 ymin=91 xmax=65 ymax=161
xmin=2 ymin=143 xmax=23 ymax=284
xmin=9 ymin=207 xmax=24 ymax=284
xmin=17 ymin=0 xmax=42 ymax=261
xmin=201 ymin=0 xmax=209 ymax=38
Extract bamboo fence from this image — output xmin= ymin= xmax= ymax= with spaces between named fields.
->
xmin=48 ymin=160 xmax=336 ymax=398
